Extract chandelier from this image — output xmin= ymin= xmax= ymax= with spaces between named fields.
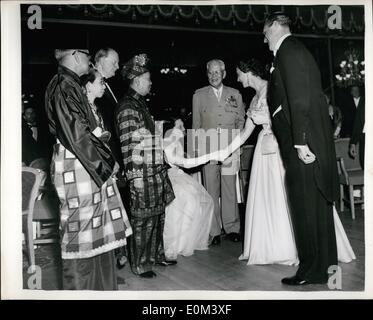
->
xmin=160 ymin=66 xmax=188 ymax=75
xmin=160 ymin=40 xmax=188 ymax=75
xmin=335 ymin=47 xmax=365 ymax=88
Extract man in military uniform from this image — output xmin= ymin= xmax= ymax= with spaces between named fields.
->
xmin=192 ymin=59 xmax=245 ymax=245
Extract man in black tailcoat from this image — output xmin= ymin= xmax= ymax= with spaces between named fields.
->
xmin=265 ymin=12 xmax=339 ymax=285
xmin=340 ymin=85 xmax=363 ymax=137
xmin=22 ymin=104 xmax=52 ymax=167
xmin=94 ymin=48 xmax=129 ymax=269
xmin=94 ymin=48 xmax=122 ymax=164
xmin=349 ymin=93 xmax=365 ymax=169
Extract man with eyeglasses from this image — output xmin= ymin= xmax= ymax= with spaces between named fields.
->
xmin=44 ymin=49 xmax=131 ymax=290
xmin=192 ymin=59 xmax=245 ymax=246
xmin=264 ymin=12 xmax=339 ymax=286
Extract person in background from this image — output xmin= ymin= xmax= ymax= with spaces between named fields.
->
xmin=340 ymin=85 xmax=363 ymax=137
xmin=349 ymin=92 xmax=365 ymax=169
xmin=22 ymin=102 xmax=52 ymax=170
xmin=22 ymin=104 xmax=43 ymax=165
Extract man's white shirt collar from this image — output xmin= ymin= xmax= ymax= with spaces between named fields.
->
xmin=212 ymin=85 xmax=223 ymax=100
xmin=353 ymin=97 xmax=360 ymax=107
xmin=273 ymin=33 xmax=291 ymax=57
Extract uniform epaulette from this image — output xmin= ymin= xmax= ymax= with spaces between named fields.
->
xmin=194 ymin=86 xmax=210 ymax=94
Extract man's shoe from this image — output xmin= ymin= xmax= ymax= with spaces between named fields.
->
xmin=209 ymin=236 xmax=221 ymax=246
xmin=281 ymin=275 xmax=309 ymax=286
xmin=116 ymin=256 xmax=127 ymax=270
xmin=156 ymin=260 xmax=177 ymax=267
xmin=139 ymin=271 xmax=157 ymax=278
xmin=227 ymin=232 xmax=240 ymax=242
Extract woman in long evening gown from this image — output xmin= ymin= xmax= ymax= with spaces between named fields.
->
xmin=220 ymin=59 xmax=355 ymax=265
xmin=162 ymin=119 xmax=219 ymax=260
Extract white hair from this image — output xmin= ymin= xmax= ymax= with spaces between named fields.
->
xmin=206 ymin=59 xmax=225 ymax=72
xmin=54 ymin=49 xmax=74 ymax=62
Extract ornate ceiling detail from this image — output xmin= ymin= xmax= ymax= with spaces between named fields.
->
xmin=29 ymin=4 xmax=364 ymax=35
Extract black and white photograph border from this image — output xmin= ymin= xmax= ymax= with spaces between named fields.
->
xmin=1 ymin=0 xmax=372 ymax=300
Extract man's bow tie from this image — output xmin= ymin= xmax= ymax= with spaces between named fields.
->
xmin=270 ymin=62 xmax=275 ymax=74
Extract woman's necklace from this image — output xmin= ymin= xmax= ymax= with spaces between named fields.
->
xmin=89 ymin=101 xmax=104 ymax=129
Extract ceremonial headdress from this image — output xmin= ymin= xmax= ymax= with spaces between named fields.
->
xmin=121 ymin=53 xmax=150 ymax=80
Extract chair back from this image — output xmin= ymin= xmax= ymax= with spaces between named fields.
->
xmin=334 ymin=138 xmax=362 ymax=171
xmin=22 ymin=167 xmax=44 ymax=214
xmin=29 ymin=157 xmax=50 ymax=172
xmin=22 ymin=167 xmax=59 ymax=269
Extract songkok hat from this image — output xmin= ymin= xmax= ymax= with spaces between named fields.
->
xmin=121 ymin=53 xmax=150 ymax=80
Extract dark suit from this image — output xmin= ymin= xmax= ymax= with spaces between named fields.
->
xmin=95 ymin=81 xmax=122 ymax=166
xmin=350 ymin=97 xmax=365 ymax=169
xmin=268 ymin=35 xmax=338 ymax=283
xmin=22 ymin=118 xmax=52 ymax=166
xmin=340 ymin=95 xmax=362 ymax=138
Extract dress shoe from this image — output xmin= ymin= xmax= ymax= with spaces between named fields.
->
xmin=139 ymin=271 xmax=157 ymax=278
xmin=281 ymin=275 xmax=309 ymax=286
xmin=209 ymin=235 xmax=221 ymax=246
xmin=227 ymin=232 xmax=240 ymax=242
xmin=156 ymin=260 xmax=177 ymax=266
xmin=116 ymin=256 xmax=127 ymax=270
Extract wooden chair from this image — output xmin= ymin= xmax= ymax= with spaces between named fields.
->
xmin=22 ymin=167 xmax=60 ymax=270
xmin=334 ymin=138 xmax=364 ymax=219
xmin=238 ymin=145 xmax=255 ymax=204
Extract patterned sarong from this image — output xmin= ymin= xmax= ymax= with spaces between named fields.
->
xmin=52 ymin=142 xmax=132 ymax=260
xmin=128 ymin=214 xmax=165 ymax=275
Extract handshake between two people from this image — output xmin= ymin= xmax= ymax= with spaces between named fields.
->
xmin=206 ymin=147 xmax=236 ymax=164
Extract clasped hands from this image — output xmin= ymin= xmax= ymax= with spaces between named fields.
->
xmin=92 ymin=126 xmax=111 ymax=144
xmin=208 ymin=148 xmax=232 ymax=163
xmin=349 ymin=144 xmax=357 ymax=158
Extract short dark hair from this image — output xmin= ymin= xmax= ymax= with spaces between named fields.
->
xmin=264 ymin=11 xmax=292 ymax=28
xmin=22 ymin=104 xmax=36 ymax=114
xmin=94 ymin=47 xmax=116 ymax=64
xmin=237 ymin=58 xmax=265 ymax=79
xmin=81 ymin=68 xmax=101 ymax=89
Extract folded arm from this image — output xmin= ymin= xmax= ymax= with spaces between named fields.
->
xmin=52 ymin=85 xmax=114 ymax=187
xmin=164 ymin=141 xmax=216 ymax=168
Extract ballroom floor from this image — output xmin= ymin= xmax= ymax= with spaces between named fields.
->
xmin=22 ymin=208 xmax=365 ymax=292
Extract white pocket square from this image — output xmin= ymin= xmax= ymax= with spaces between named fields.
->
xmin=273 ymin=105 xmax=282 ymax=117
xmin=270 ymin=66 xmax=275 ymax=73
